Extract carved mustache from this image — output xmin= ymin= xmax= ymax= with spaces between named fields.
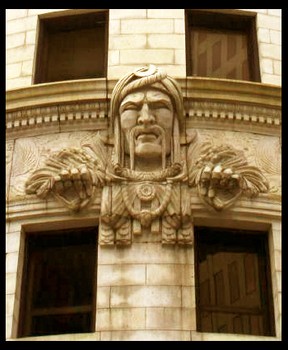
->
xmin=128 ymin=124 xmax=167 ymax=170
xmin=130 ymin=124 xmax=165 ymax=141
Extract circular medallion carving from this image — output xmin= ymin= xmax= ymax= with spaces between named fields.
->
xmin=136 ymin=183 xmax=156 ymax=201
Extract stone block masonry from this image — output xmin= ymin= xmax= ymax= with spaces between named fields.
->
xmin=6 ymin=9 xmax=282 ymax=89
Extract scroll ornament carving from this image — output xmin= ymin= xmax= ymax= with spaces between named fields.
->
xmin=25 ymin=65 xmax=270 ymax=245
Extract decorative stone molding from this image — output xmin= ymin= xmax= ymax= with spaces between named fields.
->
xmin=23 ymin=65 xmax=271 ymax=245
xmin=6 ymin=101 xmax=109 ymax=139
xmin=6 ymin=100 xmax=281 ymax=139
xmin=185 ymin=100 xmax=281 ymax=126
xmin=6 ymin=78 xmax=109 ymax=110
xmin=180 ymin=77 xmax=281 ymax=108
xmin=6 ymin=76 xmax=281 ymax=139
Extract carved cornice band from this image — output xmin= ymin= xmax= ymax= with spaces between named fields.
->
xmin=6 ymin=101 xmax=109 ymax=132
xmin=185 ymin=100 xmax=280 ymax=126
xmin=6 ymin=77 xmax=281 ymax=138
xmin=6 ymin=68 xmax=281 ymax=245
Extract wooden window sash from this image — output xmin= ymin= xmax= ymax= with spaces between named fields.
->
xmin=19 ymin=227 xmax=97 ymax=337
xmin=31 ymin=305 xmax=92 ymax=317
xmin=185 ymin=10 xmax=260 ymax=82
xmin=200 ymin=305 xmax=263 ymax=315
xmin=195 ymin=227 xmax=275 ymax=336
xmin=34 ymin=10 xmax=108 ymax=84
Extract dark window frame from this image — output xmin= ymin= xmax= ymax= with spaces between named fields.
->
xmin=33 ymin=10 xmax=109 ymax=84
xmin=185 ymin=10 xmax=261 ymax=82
xmin=18 ymin=226 xmax=98 ymax=338
xmin=194 ymin=226 xmax=275 ymax=337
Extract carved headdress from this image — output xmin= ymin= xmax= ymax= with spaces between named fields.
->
xmin=110 ymin=65 xmax=184 ymax=166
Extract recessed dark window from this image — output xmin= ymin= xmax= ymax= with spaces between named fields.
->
xmin=186 ymin=10 xmax=260 ymax=82
xmin=34 ymin=11 xmax=108 ymax=83
xmin=18 ymin=227 xmax=97 ymax=338
xmin=195 ymin=227 xmax=275 ymax=336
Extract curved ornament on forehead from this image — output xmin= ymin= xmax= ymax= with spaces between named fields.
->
xmin=134 ymin=64 xmax=157 ymax=77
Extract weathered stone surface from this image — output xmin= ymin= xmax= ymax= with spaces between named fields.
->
xmin=100 ymin=330 xmax=191 ymax=341
xmin=23 ymin=65 xmax=271 ymax=245
xmin=110 ymin=286 xmax=181 ymax=307
xmin=96 ymin=308 xmax=146 ymax=330
xmin=146 ymin=264 xmax=194 ymax=286
xmin=6 ymin=59 xmax=282 ymax=341
xmin=97 ymin=264 xmax=146 ymax=286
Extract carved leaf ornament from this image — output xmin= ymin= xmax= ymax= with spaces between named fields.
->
xmin=25 ymin=65 xmax=269 ymax=245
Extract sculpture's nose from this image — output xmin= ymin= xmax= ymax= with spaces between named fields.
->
xmin=137 ymin=104 xmax=155 ymax=126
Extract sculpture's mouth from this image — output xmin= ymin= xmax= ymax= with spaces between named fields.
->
xmin=133 ymin=126 xmax=162 ymax=143
xmin=129 ymin=124 xmax=166 ymax=170
xmin=136 ymin=132 xmax=158 ymax=143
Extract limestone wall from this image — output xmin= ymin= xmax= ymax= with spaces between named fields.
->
xmin=6 ymin=9 xmax=281 ymax=90
xmin=6 ymin=8 xmax=281 ymax=342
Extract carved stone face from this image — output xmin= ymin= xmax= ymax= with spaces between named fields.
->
xmin=119 ymin=89 xmax=174 ymax=161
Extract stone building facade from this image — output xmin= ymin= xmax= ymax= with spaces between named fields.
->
xmin=6 ymin=9 xmax=281 ymax=341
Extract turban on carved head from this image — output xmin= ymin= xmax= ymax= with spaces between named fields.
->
xmin=110 ymin=65 xmax=184 ymax=132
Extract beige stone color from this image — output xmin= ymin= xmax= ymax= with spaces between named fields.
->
xmin=25 ymin=65 xmax=269 ymax=245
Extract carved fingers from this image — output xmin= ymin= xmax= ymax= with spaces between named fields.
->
xmin=53 ymin=165 xmax=93 ymax=199
xmin=199 ymin=164 xmax=242 ymax=198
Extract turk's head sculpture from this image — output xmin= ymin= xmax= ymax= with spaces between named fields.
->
xmin=25 ymin=64 xmax=269 ymax=245
xmin=110 ymin=65 xmax=184 ymax=173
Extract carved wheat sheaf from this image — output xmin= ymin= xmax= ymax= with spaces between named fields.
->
xmin=187 ymin=141 xmax=269 ymax=210
xmin=23 ymin=65 xmax=272 ymax=245
xmin=25 ymin=133 xmax=109 ymax=211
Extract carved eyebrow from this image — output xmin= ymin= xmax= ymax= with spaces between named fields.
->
xmin=119 ymin=95 xmax=173 ymax=113
xmin=119 ymin=101 xmax=140 ymax=113
xmin=148 ymin=99 xmax=172 ymax=109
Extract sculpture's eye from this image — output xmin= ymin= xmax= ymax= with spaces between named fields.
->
xmin=149 ymin=102 xmax=172 ymax=111
xmin=121 ymin=103 xmax=139 ymax=113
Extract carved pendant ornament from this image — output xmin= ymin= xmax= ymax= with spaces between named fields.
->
xmin=25 ymin=65 xmax=269 ymax=245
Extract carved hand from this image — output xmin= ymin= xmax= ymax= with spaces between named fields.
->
xmin=199 ymin=164 xmax=242 ymax=198
xmin=26 ymin=136 xmax=110 ymax=211
xmin=52 ymin=164 xmax=93 ymax=200
xmin=188 ymin=142 xmax=269 ymax=211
